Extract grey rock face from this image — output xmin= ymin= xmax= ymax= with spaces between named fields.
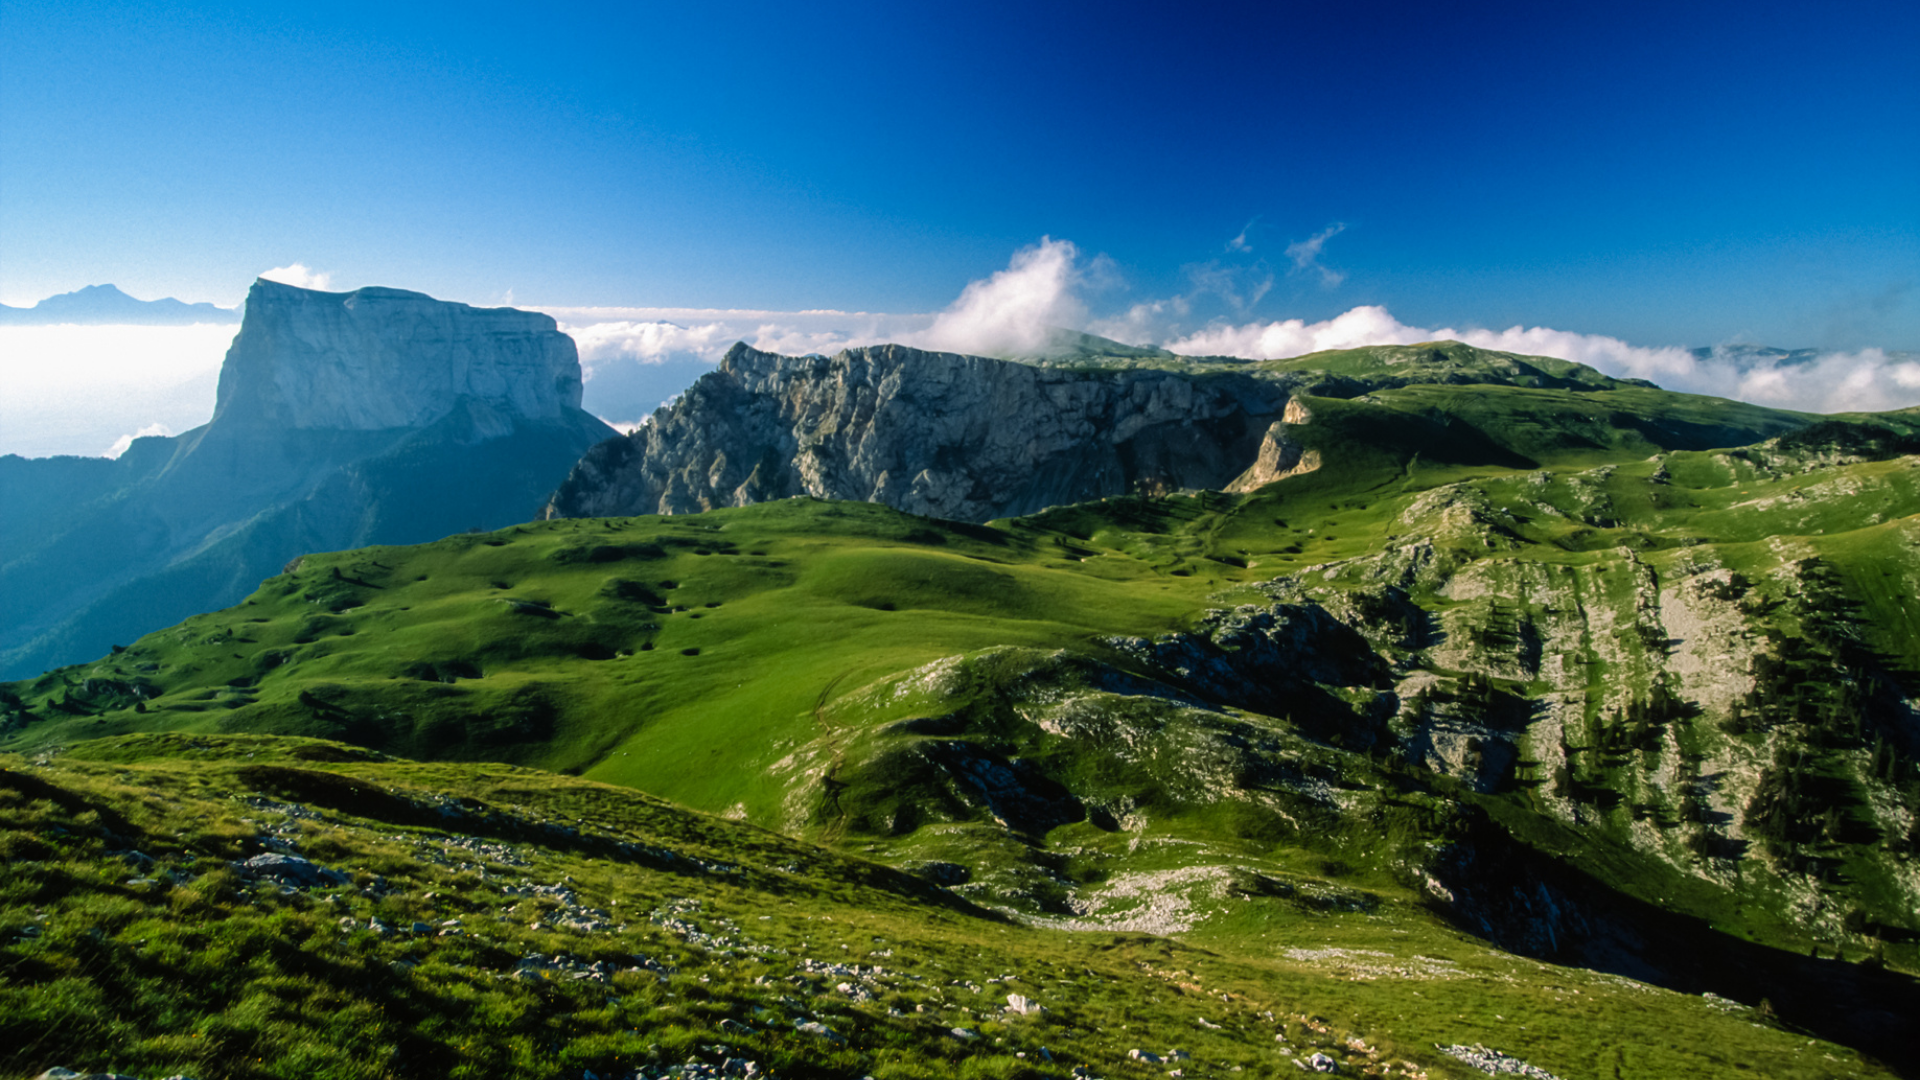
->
xmin=1225 ymin=420 xmax=1319 ymax=492
xmin=215 ymin=280 xmax=582 ymax=430
xmin=543 ymin=343 xmax=1290 ymax=522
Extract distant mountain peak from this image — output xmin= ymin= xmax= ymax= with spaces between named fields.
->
xmin=0 ymin=283 xmax=240 ymax=325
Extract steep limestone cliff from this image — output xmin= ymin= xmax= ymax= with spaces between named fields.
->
xmin=214 ymin=281 xmax=583 ymax=430
xmin=0 ymin=281 xmax=612 ymax=680
xmin=543 ymin=343 xmax=1291 ymax=522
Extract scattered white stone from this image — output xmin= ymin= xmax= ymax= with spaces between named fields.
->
xmin=793 ymin=1020 xmax=843 ymax=1043
xmin=231 ymin=853 xmax=348 ymax=889
xmin=1437 ymin=1044 xmax=1566 ymax=1079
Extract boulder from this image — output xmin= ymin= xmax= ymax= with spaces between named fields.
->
xmin=231 ymin=853 xmax=349 ymax=889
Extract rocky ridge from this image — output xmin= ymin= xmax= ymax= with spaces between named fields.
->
xmin=543 ymin=342 xmax=1293 ymax=523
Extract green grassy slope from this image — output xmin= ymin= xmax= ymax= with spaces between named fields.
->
xmin=2 ymin=734 xmax=1894 ymax=1080
xmin=5 ymin=375 xmax=1920 ymax=1076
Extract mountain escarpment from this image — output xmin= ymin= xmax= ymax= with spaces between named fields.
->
xmin=543 ymin=343 xmax=1294 ymax=522
xmin=211 ymin=281 xmax=583 ymax=431
xmin=0 ymin=280 xmax=612 ymax=680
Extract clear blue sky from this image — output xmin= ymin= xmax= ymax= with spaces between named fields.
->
xmin=3 ymin=0 xmax=1916 ymax=349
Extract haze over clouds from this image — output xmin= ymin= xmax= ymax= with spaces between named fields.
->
xmin=0 ymin=323 xmax=231 ymax=458
xmin=7 ymin=239 xmax=1918 ymax=458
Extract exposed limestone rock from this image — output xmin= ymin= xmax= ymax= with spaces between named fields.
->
xmin=1227 ymin=421 xmax=1321 ymax=492
xmin=543 ymin=343 xmax=1291 ymax=522
xmin=215 ymin=279 xmax=582 ymax=431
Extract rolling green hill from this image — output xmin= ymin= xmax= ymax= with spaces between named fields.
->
xmin=5 ymin=366 xmax=1920 ymax=1079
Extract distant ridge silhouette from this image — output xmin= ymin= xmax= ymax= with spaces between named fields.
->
xmin=0 ymin=283 xmax=240 ymax=325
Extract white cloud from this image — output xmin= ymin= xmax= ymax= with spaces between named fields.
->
xmin=1184 ymin=260 xmax=1274 ymax=314
xmin=259 ymin=263 xmax=333 ymax=291
xmin=105 ymin=421 xmax=175 ymax=459
xmin=906 ymin=237 xmax=1086 ymax=356
xmin=1227 ymin=216 xmax=1260 ymax=253
xmin=1706 ymin=348 xmax=1920 ymax=414
xmin=1086 ymin=297 xmax=1192 ymax=346
xmin=1162 ymin=308 xmax=1920 ymax=412
xmin=1392 ymin=324 xmax=1920 ymax=413
xmin=1166 ymin=304 xmax=1427 ymax=358
xmin=566 ymin=319 xmax=735 ymax=369
xmin=1284 ymin=223 xmax=1347 ymax=287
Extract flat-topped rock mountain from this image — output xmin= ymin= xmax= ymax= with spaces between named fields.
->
xmin=542 ymin=342 xmax=1293 ymax=522
xmin=0 ymin=280 xmax=612 ymax=680
xmin=214 ymin=280 xmax=582 ymax=430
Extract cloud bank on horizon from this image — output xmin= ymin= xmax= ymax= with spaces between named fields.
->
xmin=560 ymin=238 xmax=1920 ymax=424
xmin=0 ymin=323 xmax=229 ymax=458
xmin=5 ymin=240 xmax=1918 ymax=457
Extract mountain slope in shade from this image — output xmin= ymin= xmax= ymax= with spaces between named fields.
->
xmin=0 ymin=283 xmax=240 ymax=325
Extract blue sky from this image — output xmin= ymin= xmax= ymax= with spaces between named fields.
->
xmin=4 ymin=0 xmax=1916 ymax=350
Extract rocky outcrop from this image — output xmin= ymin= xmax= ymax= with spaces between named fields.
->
xmin=1226 ymin=420 xmax=1319 ymax=492
xmin=0 ymin=281 xmax=612 ymax=680
xmin=213 ymin=280 xmax=581 ymax=430
xmin=543 ymin=343 xmax=1291 ymax=522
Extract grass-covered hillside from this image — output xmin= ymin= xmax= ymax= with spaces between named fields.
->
xmin=2 ymin=734 xmax=1901 ymax=1080
xmin=5 ymin=371 xmax=1919 ymax=1078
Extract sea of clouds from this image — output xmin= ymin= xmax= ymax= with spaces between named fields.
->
xmin=3 ymin=243 xmax=1916 ymax=457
